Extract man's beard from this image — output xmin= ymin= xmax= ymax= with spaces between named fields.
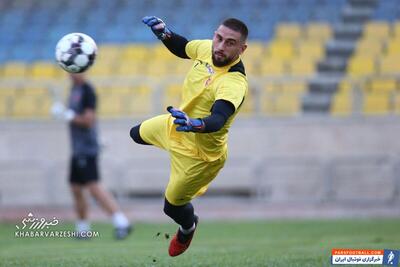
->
xmin=212 ymin=53 xmax=233 ymax=67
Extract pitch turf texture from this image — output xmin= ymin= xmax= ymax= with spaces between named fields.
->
xmin=0 ymin=219 xmax=399 ymax=267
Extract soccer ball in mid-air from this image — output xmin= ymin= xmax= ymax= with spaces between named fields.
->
xmin=55 ymin=33 xmax=97 ymax=73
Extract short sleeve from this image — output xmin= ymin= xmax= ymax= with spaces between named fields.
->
xmin=215 ymin=74 xmax=247 ymax=110
xmin=83 ymin=83 xmax=96 ymax=110
xmin=185 ymin=40 xmax=211 ymax=60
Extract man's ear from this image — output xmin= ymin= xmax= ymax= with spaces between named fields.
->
xmin=240 ymin=43 xmax=247 ymax=54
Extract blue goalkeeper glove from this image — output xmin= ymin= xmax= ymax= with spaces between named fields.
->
xmin=167 ymin=106 xmax=205 ymax=132
xmin=142 ymin=16 xmax=172 ymax=40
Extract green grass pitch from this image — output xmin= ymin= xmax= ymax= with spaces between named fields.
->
xmin=0 ymin=219 xmax=399 ymax=266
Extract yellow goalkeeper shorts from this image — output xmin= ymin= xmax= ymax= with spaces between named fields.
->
xmin=140 ymin=114 xmax=227 ymax=206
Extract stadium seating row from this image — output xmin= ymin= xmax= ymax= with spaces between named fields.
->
xmin=2 ymin=75 xmax=400 ymax=119
xmin=1 ymin=1 xmax=400 ymax=119
xmin=0 ymin=0 xmax=346 ymax=62
xmin=331 ymin=91 xmax=400 ymax=116
xmin=331 ymin=19 xmax=400 ymax=115
xmin=0 ymin=25 xmax=330 ymax=79
xmin=347 ymin=21 xmax=400 ymax=77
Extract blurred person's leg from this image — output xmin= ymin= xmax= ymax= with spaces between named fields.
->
xmin=87 ymin=182 xmax=131 ymax=239
xmin=70 ymin=156 xmax=91 ymax=234
xmin=70 ymin=155 xmax=131 ymax=239
xmin=70 ymin=184 xmax=90 ymax=233
xmin=87 ymin=182 xmax=119 ymax=215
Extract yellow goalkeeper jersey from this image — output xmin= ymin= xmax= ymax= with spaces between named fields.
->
xmin=168 ymin=39 xmax=248 ymax=162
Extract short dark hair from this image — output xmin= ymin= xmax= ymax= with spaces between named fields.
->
xmin=222 ymin=18 xmax=249 ymax=41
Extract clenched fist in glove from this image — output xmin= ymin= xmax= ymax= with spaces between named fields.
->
xmin=167 ymin=106 xmax=205 ymax=132
xmin=142 ymin=16 xmax=172 ymax=40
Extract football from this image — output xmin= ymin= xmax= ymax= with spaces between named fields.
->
xmin=55 ymin=33 xmax=97 ymax=73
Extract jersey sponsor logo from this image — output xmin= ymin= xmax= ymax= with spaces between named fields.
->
xmin=193 ymin=60 xmax=215 ymax=87
xmin=205 ymin=62 xmax=214 ymax=75
xmin=204 ymin=63 xmax=214 ymax=87
xmin=193 ymin=60 xmax=214 ymax=74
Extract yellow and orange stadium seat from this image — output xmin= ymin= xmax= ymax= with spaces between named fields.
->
xmin=2 ymin=61 xmax=28 ymax=78
xmin=262 ymin=82 xmax=281 ymax=94
xmin=274 ymin=93 xmax=301 ymax=115
xmin=126 ymin=84 xmax=152 ymax=115
xmin=347 ymin=57 xmax=376 ymax=78
xmin=362 ymin=92 xmax=390 ymax=115
xmin=29 ymin=61 xmax=61 ymax=79
xmin=366 ymin=77 xmax=397 ymax=93
xmin=378 ymin=56 xmax=400 ymax=75
xmin=267 ymin=40 xmax=295 ymax=60
xmin=260 ymin=59 xmax=286 ymax=76
xmin=331 ymin=91 xmax=352 ymax=116
xmin=122 ymin=44 xmax=150 ymax=61
xmin=393 ymin=93 xmax=400 ymax=114
xmin=275 ymin=23 xmax=303 ymax=40
xmin=393 ymin=21 xmax=400 ymax=38
xmin=297 ymin=41 xmax=325 ymax=61
xmin=280 ymin=81 xmax=307 ymax=94
xmin=0 ymin=87 xmax=15 ymax=118
xmin=97 ymin=45 xmax=122 ymax=62
xmin=363 ymin=21 xmax=391 ymax=40
xmin=288 ymin=59 xmax=316 ymax=76
xmin=239 ymin=87 xmax=255 ymax=115
xmin=163 ymin=83 xmax=181 ymax=108
xmin=88 ymin=60 xmax=115 ymax=76
xmin=386 ymin=40 xmax=400 ymax=56
xmin=354 ymin=39 xmax=384 ymax=58
xmin=305 ymin=23 xmax=332 ymax=42
xmin=98 ymin=94 xmax=124 ymax=118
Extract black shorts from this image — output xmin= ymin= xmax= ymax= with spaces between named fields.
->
xmin=69 ymin=155 xmax=99 ymax=185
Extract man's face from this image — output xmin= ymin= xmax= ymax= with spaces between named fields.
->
xmin=212 ymin=25 xmax=247 ymax=67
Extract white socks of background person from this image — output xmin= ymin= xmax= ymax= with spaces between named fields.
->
xmin=76 ymin=220 xmax=91 ymax=234
xmin=75 ymin=212 xmax=129 ymax=234
xmin=112 ymin=211 xmax=130 ymax=229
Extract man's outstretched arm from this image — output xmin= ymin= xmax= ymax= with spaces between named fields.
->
xmin=167 ymin=100 xmax=236 ymax=133
xmin=142 ymin=16 xmax=189 ymax=59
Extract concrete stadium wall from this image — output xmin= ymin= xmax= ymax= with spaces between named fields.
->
xmin=1 ymin=116 xmax=400 ymax=206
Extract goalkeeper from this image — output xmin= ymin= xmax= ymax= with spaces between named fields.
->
xmin=130 ymin=16 xmax=249 ymax=257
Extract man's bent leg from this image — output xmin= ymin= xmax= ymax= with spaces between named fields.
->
xmin=163 ymin=198 xmax=195 ymax=231
xmin=163 ymin=153 xmax=226 ymax=257
xmin=164 ymin=197 xmax=199 ymax=257
xmin=129 ymin=114 xmax=171 ymax=150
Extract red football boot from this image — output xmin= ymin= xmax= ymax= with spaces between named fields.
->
xmin=168 ymin=215 xmax=199 ymax=257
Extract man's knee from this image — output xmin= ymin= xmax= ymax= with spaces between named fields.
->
xmin=164 ymin=198 xmax=183 ymax=217
xmin=164 ymin=198 xmax=194 ymax=228
xmin=163 ymin=198 xmax=193 ymax=216
xmin=130 ymin=124 xmax=150 ymax=145
xmin=163 ymin=198 xmax=175 ymax=217
xmin=71 ymin=184 xmax=84 ymax=199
